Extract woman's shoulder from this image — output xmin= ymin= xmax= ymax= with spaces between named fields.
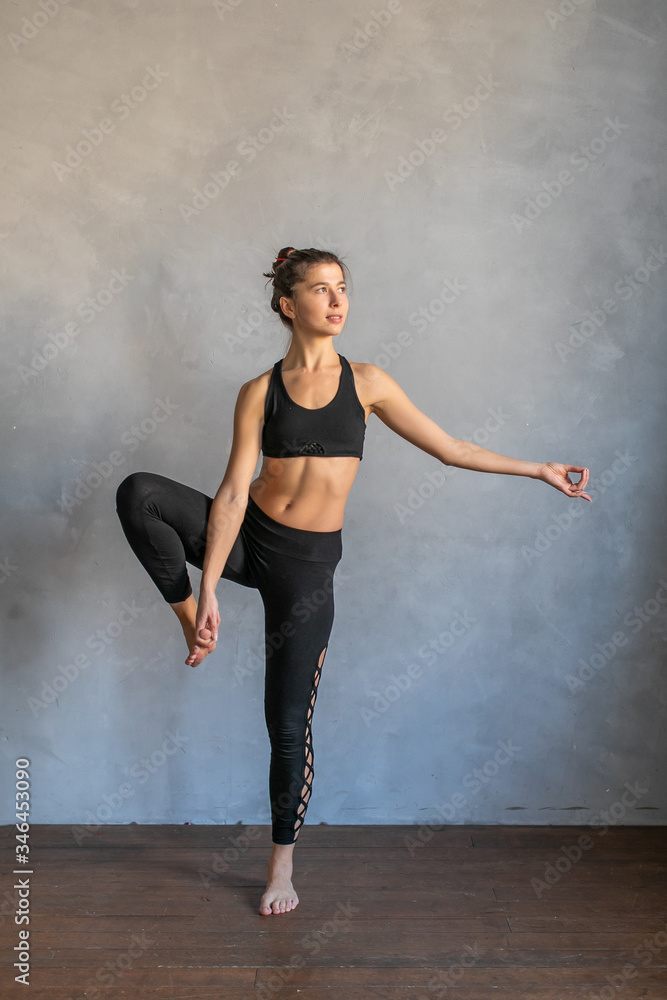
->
xmin=234 ymin=365 xmax=277 ymax=415
xmin=347 ymin=359 xmax=383 ymax=379
xmin=346 ymin=360 xmax=396 ymax=413
xmin=347 ymin=359 xmax=393 ymax=390
xmin=240 ymin=363 xmax=277 ymax=392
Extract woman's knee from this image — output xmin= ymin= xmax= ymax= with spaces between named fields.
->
xmin=115 ymin=471 xmax=158 ymax=514
xmin=266 ymin=712 xmax=303 ymax=747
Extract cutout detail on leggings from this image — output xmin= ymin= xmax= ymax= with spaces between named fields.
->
xmin=292 ymin=645 xmax=327 ymax=840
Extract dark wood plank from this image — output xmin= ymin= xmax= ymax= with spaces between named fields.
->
xmin=4 ymin=821 xmax=665 ymax=849
xmin=5 ymin=989 xmax=664 ymax=1000
xmin=470 ymin=825 xmax=667 ymax=848
xmin=0 ymin=823 xmax=474 ymax=849
xmin=5 ymin=848 xmax=664 ymax=877
xmin=18 ymin=889 xmax=501 ymax=923
xmin=5 ymin=941 xmax=667 ymax=969
xmin=4 ymin=966 xmax=667 ymax=997
xmin=494 ymin=884 xmax=667 ymax=901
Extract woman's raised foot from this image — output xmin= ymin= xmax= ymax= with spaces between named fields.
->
xmin=170 ymin=595 xmax=217 ymax=668
xmin=183 ymin=623 xmax=216 ymax=668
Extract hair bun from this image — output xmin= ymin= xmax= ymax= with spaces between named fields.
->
xmin=275 ymin=247 xmax=296 ymax=266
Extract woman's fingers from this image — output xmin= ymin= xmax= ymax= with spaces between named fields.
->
xmin=543 ymin=463 xmax=592 ymax=501
xmin=570 ymin=465 xmax=589 ymax=488
xmin=196 ymin=627 xmax=216 ymax=645
xmin=191 ymin=595 xmax=220 ymax=648
xmin=197 ymin=600 xmax=220 ymax=643
xmin=567 ymin=478 xmax=592 ymax=501
xmin=558 ymin=464 xmax=590 ymax=497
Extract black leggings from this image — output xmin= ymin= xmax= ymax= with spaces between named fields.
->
xmin=115 ymin=471 xmax=343 ymax=846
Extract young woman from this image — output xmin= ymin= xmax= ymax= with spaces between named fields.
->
xmin=115 ymin=246 xmax=590 ymax=917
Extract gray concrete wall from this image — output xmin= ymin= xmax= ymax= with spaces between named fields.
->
xmin=2 ymin=0 xmax=665 ymax=834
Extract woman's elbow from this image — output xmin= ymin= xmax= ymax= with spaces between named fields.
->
xmin=439 ymin=438 xmax=468 ymax=467
xmin=212 ymin=488 xmax=249 ymax=512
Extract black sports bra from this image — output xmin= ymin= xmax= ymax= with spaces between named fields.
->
xmin=262 ymin=354 xmax=366 ymax=460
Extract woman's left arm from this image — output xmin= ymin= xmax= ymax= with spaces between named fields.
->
xmin=367 ymin=365 xmax=591 ymax=501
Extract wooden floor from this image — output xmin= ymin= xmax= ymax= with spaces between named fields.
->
xmin=1 ymin=824 xmax=666 ymax=998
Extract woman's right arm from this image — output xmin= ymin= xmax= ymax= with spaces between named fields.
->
xmin=194 ymin=377 xmax=265 ymax=642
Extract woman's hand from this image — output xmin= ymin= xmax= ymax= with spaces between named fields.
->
xmin=537 ymin=462 xmax=591 ymax=501
xmin=185 ymin=589 xmax=221 ymax=667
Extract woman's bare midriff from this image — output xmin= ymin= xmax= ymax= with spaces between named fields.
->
xmin=248 ymin=455 xmax=361 ymax=532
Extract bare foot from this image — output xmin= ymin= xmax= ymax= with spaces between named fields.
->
xmin=259 ymin=876 xmax=299 ymax=915
xmin=259 ymin=845 xmax=299 ymax=915
xmin=170 ymin=595 xmax=217 ymax=668
xmin=182 ymin=621 xmax=216 ymax=668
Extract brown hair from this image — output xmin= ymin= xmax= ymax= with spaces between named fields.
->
xmin=262 ymin=247 xmax=351 ymax=331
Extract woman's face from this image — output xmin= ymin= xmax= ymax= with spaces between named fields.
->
xmin=280 ymin=262 xmax=348 ymax=335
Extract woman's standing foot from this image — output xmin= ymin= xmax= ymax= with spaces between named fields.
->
xmin=259 ymin=843 xmax=299 ymax=915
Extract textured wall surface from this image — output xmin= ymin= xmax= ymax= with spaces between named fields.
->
xmin=2 ymin=0 xmax=665 ymax=831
